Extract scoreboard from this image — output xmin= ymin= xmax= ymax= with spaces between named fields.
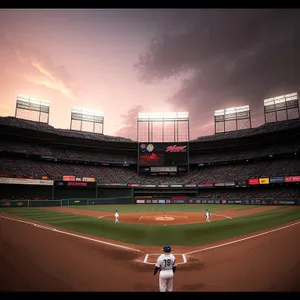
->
xmin=138 ymin=142 xmax=188 ymax=174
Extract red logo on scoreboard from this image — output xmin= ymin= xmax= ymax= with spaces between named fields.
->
xmin=165 ymin=145 xmax=187 ymax=152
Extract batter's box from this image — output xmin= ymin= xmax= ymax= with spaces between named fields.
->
xmin=138 ymin=254 xmax=187 ymax=265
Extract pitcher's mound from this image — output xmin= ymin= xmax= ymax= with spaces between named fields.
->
xmin=155 ymin=217 xmax=175 ymax=221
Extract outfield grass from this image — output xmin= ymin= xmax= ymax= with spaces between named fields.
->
xmin=1 ymin=205 xmax=300 ymax=246
xmin=68 ymin=204 xmax=267 ymax=213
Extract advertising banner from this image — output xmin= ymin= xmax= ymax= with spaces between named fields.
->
xmin=158 ymin=199 xmax=166 ymax=204
xmin=284 ymin=176 xmax=300 ymax=183
xmin=248 ymin=178 xmax=259 ymax=185
xmin=157 ymin=184 xmax=169 ymax=188
xmin=63 ymin=175 xmax=75 ymax=181
xmin=234 ymin=200 xmax=243 ymax=204
xmin=170 ymin=184 xmax=183 ymax=188
xmin=82 ymin=177 xmax=95 ymax=182
xmin=146 ymin=200 xmax=152 ymax=204
xmin=221 ymin=200 xmax=227 ymax=204
xmin=136 ymin=199 xmax=145 ymax=204
xmin=224 ymin=182 xmax=235 ymax=187
xmin=195 ymin=199 xmax=201 ymax=204
xmin=184 ymin=184 xmax=197 ymax=187
xmin=166 ymin=200 xmax=171 ymax=204
xmin=42 ymin=176 xmax=48 ymax=180
xmin=235 ymin=180 xmax=247 ymax=187
xmin=67 ymin=182 xmax=88 ymax=187
xmin=152 ymin=200 xmax=158 ymax=204
xmin=278 ymin=200 xmax=296 ymax=205
xmin=214 ymin=200 xmax=221 ymax=204
xmin=270 ymin=177 xmax=284 ymax=183
xmin=271 ymin=199 xmax=297 ymax=205
xmin=259 ymin=178 xmax=269 ymax=184
xmin=250 ymin=200 xmax=261 ymax=205
xmin=0 ymin=177 xmax=53 ymax=186
xmin=214 ymin=183 xmax=225 ymax=187
xmin=172 ymin=196 xmax=187 ymax=200
xmin=76 ymin=177 xmax=82 ymax=181
xmin=172 ymin=199 xmax=185 ymax=204
xmin=139 ymin=184 xmax=156 ymax=187
xmin=127 ymin=183 xmax=140 ymax=187
xmin=198 ymin=183 xmax=213 ymax=188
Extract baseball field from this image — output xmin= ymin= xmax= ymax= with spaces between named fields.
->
xmin=1 ymin=204 xmax=300 ymax=291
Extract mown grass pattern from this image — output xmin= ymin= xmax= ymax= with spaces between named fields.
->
xmin=1 ymin=205 xmax=300 ymax=246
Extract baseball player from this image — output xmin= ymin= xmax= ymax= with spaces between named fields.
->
xmin=205 ymin=208 xmax=211 ymax=222
xmin=163 ymin=212 xmax=167 ymax=218
xmin=154 ymin=245 xmax=177 ymax=292
xmin=114 ymin=209 xmax=119 ymax=223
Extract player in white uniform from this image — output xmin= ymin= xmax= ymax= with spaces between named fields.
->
xmin=205 ymin=208 xmax=211 ymax=222
xmin=114 ymin=209 xmax=119 ymax=223
xmin=154 ymin=245 xmax=177 ymax=292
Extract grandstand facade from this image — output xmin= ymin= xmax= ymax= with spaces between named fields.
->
xmin=0 ymin=116 xmax=300 ymax=204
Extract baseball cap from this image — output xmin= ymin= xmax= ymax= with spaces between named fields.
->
xmin=162 ymin=245 xmax=171 ymax=253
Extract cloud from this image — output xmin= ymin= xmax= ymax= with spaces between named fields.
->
xmin=114 ymin=105 xmax=143 ymax=141
xmin=0 ymin=32 xmax=78 ymax=99
xmin=134 ymin=10 xmax=300 ymax=138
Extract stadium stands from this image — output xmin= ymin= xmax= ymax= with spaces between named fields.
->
xmin=0 ymin=116 xmax=300 ymax=201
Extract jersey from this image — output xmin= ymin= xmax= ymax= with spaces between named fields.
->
xmin=155 ymin=253 xmax=176 ymax=278
xmin=115 ymin=212 xmax=119 ymax=218
xmin=205 ymin=212 xmax=210 ymax=218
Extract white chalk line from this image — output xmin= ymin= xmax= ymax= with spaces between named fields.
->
xmin=144 ymin=254 xmax=149 ymax=263
xmin=211 ymin=213 xmax=232 ymax=220
xmin=184 ymin=220 xmax=300 ymax=256
xmin=0 ymin=214 xmax=140 ymax=253
xmin=138 ymin=253 xmax=187 ymax=265
xmin=97 ymin=214 xmax=110 ymax=219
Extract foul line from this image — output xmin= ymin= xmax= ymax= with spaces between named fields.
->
xmin=211 ymin=213 xmax=232 ymax=220
xmin=184 ymin=220 xmax=300 ymax=256
xmin=144 ymin=254 xmax=149 ymax=263
xmin=138 ymin=253 xmax=187 ymax=265
xmin=0 ymin=214 xmax=140 ymax=253
xmin=97 ymin=214 xmax=109 ymax=219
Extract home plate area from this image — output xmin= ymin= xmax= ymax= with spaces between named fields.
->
xmin=144 ymin=254 xmax=187 ymax=265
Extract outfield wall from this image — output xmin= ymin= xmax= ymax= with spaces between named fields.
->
xmin=135 ymin=198 xmax=299 ymax=205
xmin=0 ymin=197 xmax=299 ymax=208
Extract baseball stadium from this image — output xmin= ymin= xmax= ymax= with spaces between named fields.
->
xmin=1 ymin=94 xmax=300 ymax=292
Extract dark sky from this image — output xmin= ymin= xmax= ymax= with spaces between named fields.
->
xmin=1 ymin=9 xmax=300 ymax=140
xmin=134 ymin=9 xmax=300 ymax=138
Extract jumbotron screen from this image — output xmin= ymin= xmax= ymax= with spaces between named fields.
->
xmin=138 ymin=142 xmax=188 ymax=168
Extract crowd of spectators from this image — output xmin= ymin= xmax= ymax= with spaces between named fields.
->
xmin=0 ymin=139 xmax=299 ymax=165
xmin=0 ymin=116 xmax=133 ymax=142
xmin=0 ymin=155 xmax=299 ymax=184
xmin=192 ymin=118 xmax=300 ymax=142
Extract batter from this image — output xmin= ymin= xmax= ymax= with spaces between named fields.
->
xmin=154 ymin=245 xmax=177 ymax=292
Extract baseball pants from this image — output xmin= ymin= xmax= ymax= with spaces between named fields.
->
xmin=159 ymin=276 xmax=174 ymax=292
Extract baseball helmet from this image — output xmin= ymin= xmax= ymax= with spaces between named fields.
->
xmin=162 ymin=245 xmax=171 ymax=253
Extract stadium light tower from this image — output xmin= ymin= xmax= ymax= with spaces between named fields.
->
xmin=214 ymin=105 xmax=251 ymax=133
xmin=263 ymin=92 xmax=299 ymax=123
xmin=137 ymin=111 xmax=190 ymax=143
xmin=70 ymin=107 xmax=104 ymax=133
xmin=15 ymin=94 xmax=51 ymax=124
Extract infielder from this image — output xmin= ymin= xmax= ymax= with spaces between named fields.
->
xmin=163 ymin=212 xmax=167 ymax=218
xmin=205 ymin=208 xmax=211 ymax=222
xmin=154 ymin=245 xmax=177 ymax=292
xmin=114 ymin=209 xmax=119 ymax=223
